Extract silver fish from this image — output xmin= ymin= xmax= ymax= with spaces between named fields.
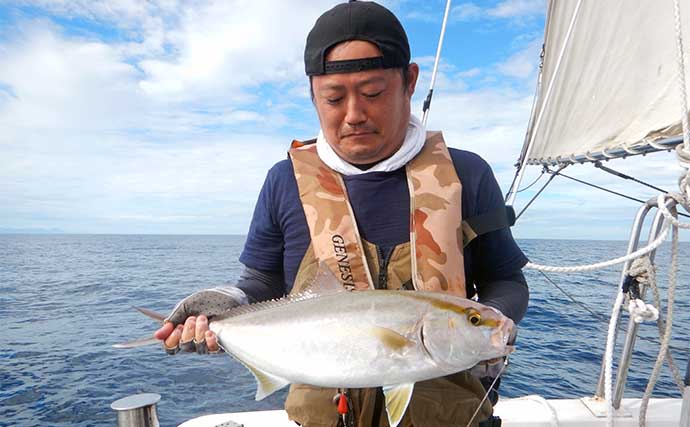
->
xmin=117 ymin=268 xmax=514 ymax=427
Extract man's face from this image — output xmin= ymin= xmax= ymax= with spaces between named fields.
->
xmin=311 ymin=40 xmax=419 ymax=165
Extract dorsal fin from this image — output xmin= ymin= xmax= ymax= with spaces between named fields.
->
xmin=214 ymin=262 xmax=345 ymax=320
xmin=305 ymin=261 xmax=346 ymax=295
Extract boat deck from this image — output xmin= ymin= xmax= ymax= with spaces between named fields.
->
xmin=179 ymin=396 xmax=682 ymax=426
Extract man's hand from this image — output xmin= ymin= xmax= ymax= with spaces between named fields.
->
xmin=154 ymin=287 xmax=247 ymax=355
xmin=155 ymin=315 xmax=221 ymax=354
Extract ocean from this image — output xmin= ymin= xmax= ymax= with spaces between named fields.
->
xmin=1 ymin=234 xmax=688 ymax=426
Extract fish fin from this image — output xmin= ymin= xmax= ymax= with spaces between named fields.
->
xmin=112 ymin=336 xmax=160 ymax=349
xmin=382 ymin=383 xmax=415 ymax=427
xmin=217 ymin=262 xmax=345 ymax=319
xmin=305 ymin=261 xmax=346 ymax=295
xmin=134 ymin=306 xmax=167 ymax=322
xmin=370 ymin=326 xmax=414 ymax=353
xmin=238 ymin=358 xmax=290 ymax=400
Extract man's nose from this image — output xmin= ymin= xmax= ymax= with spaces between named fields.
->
xmin=345 ymin=96 xmax=367 ymax=126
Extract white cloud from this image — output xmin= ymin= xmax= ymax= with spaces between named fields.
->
xmin=496 ymin=37 xmax=542 ymax=79
xmin=489 ymin=0 xmax=545 ymax=18
xmin=0 ymin=2 xmax=337 ymax=234
xmin=0 ymin=129 xmax=288 ymax=233
xmin=452 ymin=0 xmax=545 ymax=22
xmin=0 ymin=22 xmax=144 ymax=132
xmin=2 ymin=0 xmax=687 ymax=241
xmin=451 ymin=3 xmax=483 ymax=21
xmin=457 ymin=67 xmax=482 ymax=78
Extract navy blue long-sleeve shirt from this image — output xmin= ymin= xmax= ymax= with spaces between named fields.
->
xmin=237 ymin=148 xmax=528 ymax=322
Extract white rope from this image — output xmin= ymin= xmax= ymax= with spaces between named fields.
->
xmin=638 ymin=224 xmax=680 ymax=426
xmin=648 ymin=139 xmax=671 ymax=151
xmin=524 ymin=222 xmax=669 ymax=273
xmin=656 ymin=194 xmax=690 ymax=228
xmin=673 ymin=0 xmax=690 ymax=152
xmin=622 ymin=144 xmax=644 ymax=155
xmin=524 ymin=193 xmax=690 ymax=275
xmin=627 ymin=298 xmax=659 ymax=323
xmin=585 ymin=151 xmax=598 ymax=162
xmin=604 ymin=288 xmax=626 ymax=427
xmin=647 ymin=256 xmax=685 ymax=391
xmin=602 ymin=148 xmax=616 ymax=159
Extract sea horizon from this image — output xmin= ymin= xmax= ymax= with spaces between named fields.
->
xmin=0 ymin=231 xmax=648 ymax=242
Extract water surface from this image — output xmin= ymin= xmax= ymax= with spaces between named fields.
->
xmin=1 ymin=235 xmax=687 ymax=426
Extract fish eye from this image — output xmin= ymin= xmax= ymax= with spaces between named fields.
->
xmin=467 ymin=310 xmax=481 ymax=326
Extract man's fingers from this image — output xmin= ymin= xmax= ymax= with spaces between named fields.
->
xmin=179 ymin=317 xmax=197 ymax=352
xmin=206 ymin=330 xmax=220 ymax=353
xmin=155 ymin=321 xmax=175 ymax=340
xmin=158 ymin=315 xmax=218 ymax=355
xmin=164 ymin=325 xmax=183 ymax=350
xmin=181 ymin=317 xmax=196 ymax=341
xmin=195 ymin=315 xmax=208 ymax=343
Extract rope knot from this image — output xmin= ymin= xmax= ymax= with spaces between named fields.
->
xmin=626 ymin=257 xmax=654 ymax=286
xmin=624 ymin=257 xmax=659 ymax=323
xmin=628 ymin=298 xmax=660 ymax=323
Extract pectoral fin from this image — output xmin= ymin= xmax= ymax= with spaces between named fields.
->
xmin=370 ymin=326 xmax=414 ymax=353
xmin=238 ymin=358 xmax=291 ymax=400
xmin=382 ymin=383 xmax=414 ymax=427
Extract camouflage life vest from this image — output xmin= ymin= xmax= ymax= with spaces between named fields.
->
xmin=289 ymin=131 xmax=466 ymax=297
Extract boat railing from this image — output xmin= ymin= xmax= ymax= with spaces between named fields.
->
xmin=594 ymin=196 xmax=679 ymax=408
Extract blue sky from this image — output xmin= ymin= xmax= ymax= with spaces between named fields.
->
xmin=0 ymin=0 xmax=686 ymax=240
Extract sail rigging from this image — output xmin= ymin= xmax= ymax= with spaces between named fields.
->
xmin=517 ymin=0 xmax=690 ymax=168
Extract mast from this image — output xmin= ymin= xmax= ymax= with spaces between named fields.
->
xmin=421 ymin=0 xmax=452 ymax=127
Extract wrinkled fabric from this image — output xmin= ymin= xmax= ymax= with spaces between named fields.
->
xmin=316 ymin=114 xmax=426 ymax=175
xmin=290 ymin=132 xmax=464 ymax=295
xmin=285 ymin=373 xmax=492 ymax=427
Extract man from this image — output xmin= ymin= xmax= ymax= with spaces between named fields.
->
xmin=156 ymin=1 xmax=528 ymax=426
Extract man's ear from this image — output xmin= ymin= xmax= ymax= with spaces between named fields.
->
xmin=406 ymin=63 xmax=420 ymax=96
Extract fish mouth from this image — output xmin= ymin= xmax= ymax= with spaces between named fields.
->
xmin=491 ymin=319 xmax=515 ymax=351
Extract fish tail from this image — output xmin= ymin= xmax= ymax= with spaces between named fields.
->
xmin=112 ymin=306 xmax=169 ymax=349
xmin=112 ymin=336 xmax=160 ymax=349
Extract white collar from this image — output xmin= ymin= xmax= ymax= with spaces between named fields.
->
xmin=315 ymin=114 xmax=426 ymax=176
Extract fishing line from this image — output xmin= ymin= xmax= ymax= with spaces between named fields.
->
xmin=465 ymin=359 xmax=508 ymax=427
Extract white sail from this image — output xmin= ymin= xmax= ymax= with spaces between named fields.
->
xmin=522 ymin=0 xmax=690 ymax=166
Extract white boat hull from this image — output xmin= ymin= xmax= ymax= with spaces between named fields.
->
xmin=178 ymin=396 xmax=683 ymax=427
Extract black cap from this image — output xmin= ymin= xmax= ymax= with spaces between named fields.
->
xmin=304 ymin=1 xmax=410 ymax=76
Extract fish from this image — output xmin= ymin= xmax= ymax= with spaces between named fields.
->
xmin=116 ymin=266 xmax=515 ymax=427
